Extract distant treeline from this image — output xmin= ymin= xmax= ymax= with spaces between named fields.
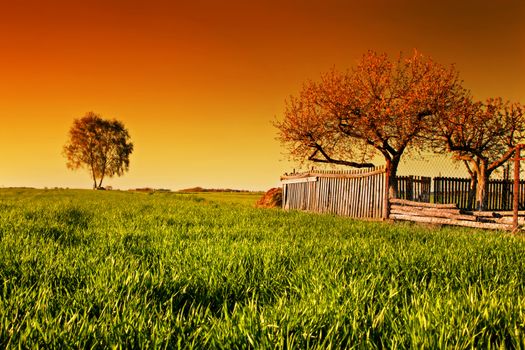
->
xmin=128 ymin=188 xmax=171 ymax=193
xmin=177 ymin=187 xmax=253 ymax=193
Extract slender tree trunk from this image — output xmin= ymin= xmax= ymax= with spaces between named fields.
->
xmin=467 ymin=175 xmax=477 ymax=210
xmin=97 ymin=166 xmax=106 ymax=189
xmin=91 ymin=166 xmax=97 ymax=190
xmin=475 ymin=163 xmax=491 ymax=210
xmin=386 ymin=156 xmax=401 ymax=199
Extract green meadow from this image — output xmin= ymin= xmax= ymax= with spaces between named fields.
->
xmin=1 ymin=188 xmax=525 ymax=348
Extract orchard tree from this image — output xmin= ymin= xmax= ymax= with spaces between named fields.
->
xmin=276 ymin=50 xmax=466 ymax=197
xmin=431 ymin=97 xmax=525 ymax=210
xmin=64 ymin=112 xmax=134 ymax=189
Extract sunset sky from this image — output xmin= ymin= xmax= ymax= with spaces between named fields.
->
xmin=0 ymin=0 xmax=524 ymax=190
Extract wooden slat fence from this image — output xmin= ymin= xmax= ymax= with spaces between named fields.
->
xmin=434 ymin=177 xmax=525 ymax=210
xmin=434 ymin=177 xmax=472 ymax=209
xmin=396 ymin=176 xmax=431 ymax=202
xmin=281 ymin=166 xmax=386 ymax=219
xmin=282 ymin=169 xmax=525 ymax=222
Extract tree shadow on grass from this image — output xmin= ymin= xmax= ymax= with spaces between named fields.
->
xmin=24 ymin=206 xmax=94 ymax=246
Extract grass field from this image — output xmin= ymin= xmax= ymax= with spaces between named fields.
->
xmin=1 ymin=188 xmax=525 ymax=348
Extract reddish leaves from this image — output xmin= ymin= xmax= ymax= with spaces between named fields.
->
xmin=276 ymin=50 xmax=465 ymax=196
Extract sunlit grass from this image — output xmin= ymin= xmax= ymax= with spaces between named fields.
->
xmin=177 ymin=191 xmax=263 ymax=207
xmin=0 ymin=188 xmax=524 ymax=348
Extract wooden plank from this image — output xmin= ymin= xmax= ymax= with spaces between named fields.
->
xmin=389 ymin=208 xmax=477 ymax=221
xmin=435 ymin=178 xmax=441 ymax=204
xmin=462 ymin=210 xmax=525 ymax=218
xmin=343 ymin=178 xmax=350 ymax=216
xmin=281 ymin=176 xmax=318 ymax=185
xmin=377 ymin=173 xmax=383 ymax=218
xmin=348 ymin=177 xmax=353 ymax=217
xmin=390 ymin=205 xmax=461 ymax=215
xmin=357 ymin=177 xmax=363 ymax=217
xmin=318 ymin=177 xmax=323 ymax=212
xmin=494 ymin=216 xmax=525 ymax=224
xmin=351 ymin=177 xmax=358 ymax=217
xmin=390 ymin=213 xmax=512 ymax=231
xmin=300 ymin=183 xmax=305 ymax=210
xmin=341 ymin=177 xmax=347 ymax=216
xmin=373 ymin=174 xmax=377 ymax=218
xmin=469 ymin=210 xmax=525 ymax=217
xmin=310 ymin=180 xmax=317 ymax=211
xmin=280 ymin=167 xmax=386 ymax=181
xmin=334 ymin=177 xmax=340 ymax=215
xmin=368 ymin=174 xmax=374 ymax=217
xmin=329 ymin=177 xmax=336 ymax=214
xmin=347 ymin=177 xmax=353 ymax=217
xmin=390 ymin=198 xmax=458 ymax=209
xmin=364 ymin=176 xmax=370 ymax=217
xmin=339 ymin=178 xmax=345 ymax=216
xmin=282 ymin=184 xmax=286 ymax=209
xmin=371 ymin=174 xmax=376 ymax=216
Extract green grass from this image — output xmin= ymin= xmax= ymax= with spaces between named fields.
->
xmin=176 ymin=191 xmax=263 ymax=207
xmin=1 ymin=188 xmax=525 ymax=348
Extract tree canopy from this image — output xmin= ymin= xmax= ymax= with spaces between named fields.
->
xmin=64 ymin=112 xmax=134 ymax=189
xmin=276 ymin=50 xmax=466 ymax=197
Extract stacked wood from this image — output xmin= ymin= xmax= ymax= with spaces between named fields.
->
xmin=389 ymin=198 xmax=513 ymax=231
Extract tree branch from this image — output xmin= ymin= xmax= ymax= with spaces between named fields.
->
xmin=308 ymin=148 xmax=375 ymax=168
xmin=463 ymin=160 xmax=474 ymax=177
xmin=487 ymin=147 xmax=516 ymax=172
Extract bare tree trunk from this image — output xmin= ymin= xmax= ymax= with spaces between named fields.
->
xmin=387 ymin=156 xmax=401 ymax=199
xmin=90 ymin=163 xmax=97 ymax=189
xmin=502 ymin=163 xmax=510 ymax=210
xmin=467 ymin=176 xmax=477 ymax=210
xmin=97 ymin=166 xmax=106 ymax=189
xmin=475 ymin=166 xmax=491 ymax=211
xmin=476 ymin=174 xmax=486 ymax=210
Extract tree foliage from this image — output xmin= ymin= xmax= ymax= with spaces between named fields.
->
xmin=276 ymin=50 xmax=465 ymax=196
xmin=431 ymin=97 xmax=525 ymax=209
xmin=64 ymin=112 xmax=134 ymax=189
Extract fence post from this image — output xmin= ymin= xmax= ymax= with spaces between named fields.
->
xmin=407 ymin=176 xmax=414 ymax=201
xmin=383 ymin=166 xmax=390 ymax=219
xmin=433 ymin=177 xmax=440 ymax=204
xmin=513 ymin=146 xmax=522 ymax=232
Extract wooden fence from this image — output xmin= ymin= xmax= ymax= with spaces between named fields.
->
xmin=434 ymin=177 xmax=525 ymax=210
xmin=281 ymin=170 xmax=525 ymax=226
xmin=434 ymin=177 xmax=472 ymax=209
xmin=281 ymin=167 xmax=387 ymax=219
xmin=396 ymin=176 xmax=431 ymax=202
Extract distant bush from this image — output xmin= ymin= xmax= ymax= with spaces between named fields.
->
xmin=128 ymin=188 xmax=171 ymax=193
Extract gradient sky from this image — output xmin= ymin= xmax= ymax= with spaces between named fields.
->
xmin=0 ymin=0 xmax=524 ymax=190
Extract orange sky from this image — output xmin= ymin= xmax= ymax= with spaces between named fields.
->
xmin=0 ymin=0 xmax=524 ymax=190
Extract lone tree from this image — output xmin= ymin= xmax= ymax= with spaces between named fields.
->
xmin=276 ymin=50 xmax=465 ymax=197
xmin=64 ymin=112 xmax=134 ymax=189
xmin=431 ymin=97 xmax=525 ymax=210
